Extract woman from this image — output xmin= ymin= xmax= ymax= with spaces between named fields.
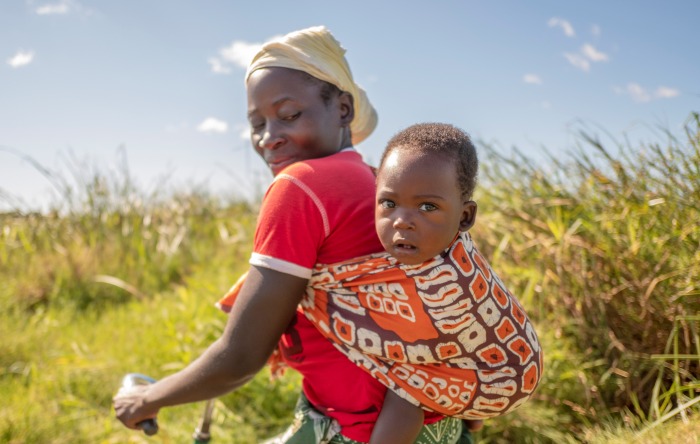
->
xmin=114 ymin=26 xmax=470 ymax=444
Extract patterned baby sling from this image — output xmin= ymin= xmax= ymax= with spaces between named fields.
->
xmin=218 ymin=232 xmax=542 ymax=420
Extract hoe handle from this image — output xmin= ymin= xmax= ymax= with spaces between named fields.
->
xmin=121 ymin=373 xmax=159 ymax=436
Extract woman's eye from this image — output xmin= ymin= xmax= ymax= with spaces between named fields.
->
xmin=250 ymin=120 xmax=264 ymax=131
xmin=282 ymin=112 xmax=301 ymax=121
xmin=379 ymin=199 xmax=395 ymax=209
xmin=419 ymin=203 xmax=437 ymax=212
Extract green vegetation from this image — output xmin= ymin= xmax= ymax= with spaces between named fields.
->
xmin=1 ymin=113 xmax=698 ymax=443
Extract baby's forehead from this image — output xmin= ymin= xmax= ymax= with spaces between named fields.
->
xmin=381 ymin=146 xmax=452 ymax=168
xmin=378 ymin=150 xmax=456 ymax=180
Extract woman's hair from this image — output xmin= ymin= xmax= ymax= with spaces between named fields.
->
xmin=380 ymin=123 xmax=479 ymax=199
xmin=299 ymin=71 xmax=343 ymax=106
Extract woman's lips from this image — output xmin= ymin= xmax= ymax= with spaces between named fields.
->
xmin=267 ymin=157 xmax=295 ymax=174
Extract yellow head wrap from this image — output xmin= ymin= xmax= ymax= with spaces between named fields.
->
xmin=246 ymin=26 xmax=378 ymax=146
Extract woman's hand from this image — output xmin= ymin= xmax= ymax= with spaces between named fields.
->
xmin=113 ymin=384 xmax=159 ymax=430
xmin=111 ymin=265 xmax=308 ymax=432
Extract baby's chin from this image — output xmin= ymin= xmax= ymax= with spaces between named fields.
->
xmin=382 ymin=243 xmax=436 ymax=266
xmin=396 ymin=257 xmax=431 ymax=266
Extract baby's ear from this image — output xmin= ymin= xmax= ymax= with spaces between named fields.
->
xmin=459 ymin=201 xmax=477 ymax=231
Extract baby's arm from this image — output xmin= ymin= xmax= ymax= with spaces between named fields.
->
xmin=369 ymin=389 xmax=424 ymax=444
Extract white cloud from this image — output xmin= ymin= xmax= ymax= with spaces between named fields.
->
xmin=197 ymin=117 xmax=229 ymax=134
xmin=614 ymin=83 xmax=680 ymax=103
xmin=564 ymin=53 xmax=590 ymax=72
xmin=614 ymin=83 xmax=650 ymax=102
xmin=564 ymin=44 xmax=609 ymax=72
xmin=32 ymin=0 xmax=91 ymax=16
xmin=7 ymin=50 xmax=34 ymax=68
xmin=581 ymin=44 xmax=609 ymax=62
xmin=541 ymin=101 xmax=552 ymax=109
xmin=35 ymin=2 xmax=69 ymax=14
xmin=209 ymin=36 xmax=282 ymax=75
xmin=591 ymin=24 xmax=601 ymax=37
xmin=626 ymin=83 xmax=651 ymax=102
xmin=523 ymin=74 xmax=542 ymax=85
xmin=208 ymin=57 xmax=231 ymax=74
xmin=220 ymin=41 xmax=263 ymax=68
xmin=548 ymin=17 xmax=575 ymax=37
xmin=654 ymin=86 xmax=680 ymax=99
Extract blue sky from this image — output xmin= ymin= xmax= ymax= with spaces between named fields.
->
xmin=1 ymin=0 xmax=698 ymax=210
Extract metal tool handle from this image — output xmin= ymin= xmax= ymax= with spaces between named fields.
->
xmin=192 ymin=398 xmax=216 ymax=443
xmin=121 ymin=373 xmax=159 ymax=436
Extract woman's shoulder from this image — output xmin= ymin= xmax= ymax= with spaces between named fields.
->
xmin=281 ymin=149 xmax=374 ymax=184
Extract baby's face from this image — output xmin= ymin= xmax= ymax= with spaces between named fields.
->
xmin=375 ymin=147 xmax=473 ymax=265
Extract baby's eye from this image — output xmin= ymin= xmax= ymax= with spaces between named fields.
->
xmin=379 ymin=199 xmax=395 ymax=209
xmin=419 ymin=203 xmax=437 ymax=212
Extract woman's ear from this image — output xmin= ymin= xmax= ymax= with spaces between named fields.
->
xmin=338 ymin=91 xmax=355 ymax=126
xmin=459 ymin=201 xmax=478 ymax=231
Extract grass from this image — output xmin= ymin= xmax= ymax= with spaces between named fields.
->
xmin=577 ymin=417 xmax=700 ymax=444
xmin=0 ymin=289 xmax=301 ymax=443
xmin=472 ymin=113 xmax=700 ymax=428
xmin=1 ymin=112 xmax=698 ymax=443
xmin=0 ymin=230 xmax=301 ymax=443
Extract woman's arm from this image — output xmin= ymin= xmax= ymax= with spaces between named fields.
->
xmin=114 ymin=265 xmax=308 ymax=429
xmin=369 ymin=390 xmax=424 ymax=444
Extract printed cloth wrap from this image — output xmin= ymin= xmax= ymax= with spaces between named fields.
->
xmin=218 ymin=232 xmax=542 ymax=420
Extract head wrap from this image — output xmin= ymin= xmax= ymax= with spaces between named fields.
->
xmin=246 ymin=26 xmax=378 ymax=146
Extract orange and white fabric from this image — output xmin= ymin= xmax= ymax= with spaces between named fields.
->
xmin=218 ymin=231 xmax=542 ymax=420
xmin=300 ymin=231 xmax=542 ymax=419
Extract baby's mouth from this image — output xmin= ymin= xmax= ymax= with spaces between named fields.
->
xmin=393 ymin=238 xmax=418 ymax=252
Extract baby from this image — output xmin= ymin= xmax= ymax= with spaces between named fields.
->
xmin=302 ymin=122 xmax=543 ymax=443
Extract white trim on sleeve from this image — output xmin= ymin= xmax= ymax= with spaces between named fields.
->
xmin=249 ymin=253 xmax=312 ymax=280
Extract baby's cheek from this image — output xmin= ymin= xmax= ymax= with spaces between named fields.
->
xmin=375 ymin=220 xmax=393 ymax=248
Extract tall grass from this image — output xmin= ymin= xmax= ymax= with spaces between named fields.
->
xmin=0 ymin=149 xmax=257 ymax=313
xmin=1 ymin=113 xmax=698 ymax=443
xmin=471 ymin=112 xmax=700 ymax=440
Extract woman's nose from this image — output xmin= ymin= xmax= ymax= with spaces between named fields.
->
xmin=257 ymin=124 xmax=284 ymax=150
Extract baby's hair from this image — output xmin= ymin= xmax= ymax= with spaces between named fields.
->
xmin=380 ymin=123 xmax=478 ymax=199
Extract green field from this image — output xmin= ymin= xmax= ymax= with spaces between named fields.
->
xmin=1 ymin=113 xmax=698 ymax=443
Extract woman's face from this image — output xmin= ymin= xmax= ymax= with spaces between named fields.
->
xmin=246 ymin=67 xmax=353 ymax=176
xmin=375 ymin=147 xmax=476 ymax=265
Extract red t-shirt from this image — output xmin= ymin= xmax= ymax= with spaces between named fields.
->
xmin=251 ymin=149 xmax=442 ymax=441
